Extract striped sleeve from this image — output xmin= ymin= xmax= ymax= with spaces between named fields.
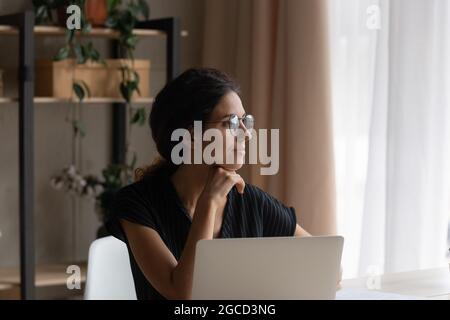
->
xmin=249 ymin=185 xmax=297 ymax=237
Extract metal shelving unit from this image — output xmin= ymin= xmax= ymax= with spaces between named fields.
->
xmin=0 ymin=11 xmax=180 ymax=299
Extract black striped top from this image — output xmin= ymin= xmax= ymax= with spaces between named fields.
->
xmin=106 ymin=172 xmax=297 ymax=300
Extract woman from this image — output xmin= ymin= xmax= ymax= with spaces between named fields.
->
xmin=106 ymin=68 xmax=311 ymax=300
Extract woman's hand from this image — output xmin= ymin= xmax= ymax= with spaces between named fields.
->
xmin=158 ymin=166 xmax=244 ymax=299
xmin=199 ymin=166 xmax=245 ymax=205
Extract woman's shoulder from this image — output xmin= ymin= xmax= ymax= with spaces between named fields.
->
xmin=228 ymin=183 xmax=272 ymax=211
xmin=238 ymin=182 xmax=292 ymax=211
xmin=115 ymin=178 xmax=147 ymax=200
xmin=240 ymin=183 xmax=270 ymax=200
xmin=117 ymin=174 xmax=164 ymax=197
xmin=107 ymin=177 xmax=162 ymax=239
xmin=109 ymin=175 xmax=168 ymax=227
xmin=113 ymin=175 xmax=164 ymax=212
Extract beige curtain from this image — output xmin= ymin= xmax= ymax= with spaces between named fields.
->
xmin=202 ymin=0 xmax=336 ymax=235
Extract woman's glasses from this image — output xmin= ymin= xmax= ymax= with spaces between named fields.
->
xmin=206 ymin=114 xmax=255 ymax=136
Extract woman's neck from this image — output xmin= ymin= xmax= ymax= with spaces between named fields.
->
xmin=170 ymin=164 xmax=210 ymax=215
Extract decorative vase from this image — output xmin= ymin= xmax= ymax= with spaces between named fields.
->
xmin=85 ymin=0 xmax=108 ymax=27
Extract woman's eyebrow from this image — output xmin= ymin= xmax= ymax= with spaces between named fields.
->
xmin=218 ymin=112 xmax=247 ymax=120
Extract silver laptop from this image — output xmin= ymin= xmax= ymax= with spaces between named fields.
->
xmin=192 ymin=236 xmax=344 ymax=300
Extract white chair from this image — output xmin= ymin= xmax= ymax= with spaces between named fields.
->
xmin=84 ymin=236 xmax=137 ymax=300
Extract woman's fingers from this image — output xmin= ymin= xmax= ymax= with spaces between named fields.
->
xmin=216 ymin=167 xmax=246 ymax=195
xmin=232 ymin=174 xmax=245 ymax=194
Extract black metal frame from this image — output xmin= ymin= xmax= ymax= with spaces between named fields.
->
xmin=0 ymin=11 xmax=36 ymax=300
xmin=0 ymin=12 xmax=180 ymax=299
xmin=136 ymin=17 xmax=181 ymax=82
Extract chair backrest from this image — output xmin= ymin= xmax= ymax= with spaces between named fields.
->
xmin=84 ymin=236 xmax=137 ymax=300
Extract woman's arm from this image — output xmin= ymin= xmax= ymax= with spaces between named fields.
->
xmin=121 ymin=167 xmax=245 ymax=300
xmin=294 ymin=223 xmax=311 ymax=237
xmin=121 ymin=197 xmax=218 ymax=300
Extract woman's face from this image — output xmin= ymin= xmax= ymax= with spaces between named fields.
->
xmin=204 ymin=91 xmax=250 ymax=171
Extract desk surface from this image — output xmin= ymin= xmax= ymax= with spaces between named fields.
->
xmin=340 ymin=266 xmax=450 ymax=300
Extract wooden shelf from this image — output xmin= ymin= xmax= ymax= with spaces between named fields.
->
xmin=0 ymin=97 xmax=154 ymax=104
xmin=0 ymin=12 xmax=180 ymax=299
xmin=0 ymin=262 xmax=87 ymax=288
xmin=0 ymin=283 xmax=14 ymax=290
xmin=0 ymin=97 xmax=13 ymax=104
xmin=0 ymin=25 xmax=188 ymax=38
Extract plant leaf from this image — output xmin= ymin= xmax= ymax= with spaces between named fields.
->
xmin=35 ymin=6 xmax=47 ymax=20
xmin=82 ymin=21 xmax=92 ymax=34
xmin=35 ymin=5 xmax=52 ymax=24
xmin=73 ymin=120 xmax=86 ymax=138
xmin=121 ymin=10 xmax=136 ymax=33
xmin=78 ymin=80 xmax=91 ymax=98
xmin=91 ymin=50 xmax=100 ymax=62
xmin=138 ymin=0 xmax=150 ymax=20
xmin=128 ymin=81 xmax=138 ymax=92
xmin=125 ymin=81 xmax=137 ymax=99
xmin=54 ymin=46 xmax=70 ymax=61
xmin=131 ymin=107 xmax=146 ymax=125
xmin=133 ymin=70 xmax=140 ymax=84
xmin=82 ymin=41 xmax=101 ymax=62
xmin=65 ymin=29 xmax=75 ymax=44
xmin=125 ymin=34 xmax=138 ymax=49
xmin=105 ymin=15 xmax=118 ymax=28
xmin=74 ymin=43 xmax=86 ymax=64
xmin=73 ymin=82 xmax=86 ymax=102
xmin=128 ymin=4 xmax=139 ymax=18
xmin=107 ymin=0 xmax=120 ymax=12
xmin=130 ymin=108 xmax=140 ymax=124
xmin=139 ymin=108 xmax=146 ymax=125
xmin=132 ymin=71 xmax=141 ymax=95
xmin=120 ymin=82 xmax=132 ymax=102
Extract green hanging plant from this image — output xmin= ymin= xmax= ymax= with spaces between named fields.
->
xmin=106 ymin=0 xmax=150 ymax=127
xmin=32 ymin=0 xmax=62 ymax=25
xmin=49 ymin=1 xmax=153 ymax=230
xmin=70 ymin=80 xmax=90 ymax=137
xmin=106 ymin=0 xmax=150 ymax=56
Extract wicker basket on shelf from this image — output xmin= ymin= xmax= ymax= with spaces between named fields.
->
xmin=35 ymin=59 xmax=151 ymax=99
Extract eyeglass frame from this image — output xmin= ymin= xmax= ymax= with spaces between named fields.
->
xmin=204 ymin=114 xmax=255 ymax=134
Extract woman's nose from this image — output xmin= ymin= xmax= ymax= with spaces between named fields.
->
xmin=238 ymin=121 xmax=252 ymax=141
